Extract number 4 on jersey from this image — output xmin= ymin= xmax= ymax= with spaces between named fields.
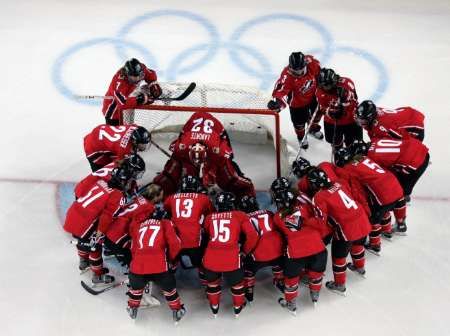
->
xmin=337 ymin=189 xmax=358 ymax=210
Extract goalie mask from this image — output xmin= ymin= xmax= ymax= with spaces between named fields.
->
xmin=189 ymin=143 xmax=207 ymax=167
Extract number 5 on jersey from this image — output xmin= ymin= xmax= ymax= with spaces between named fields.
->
xmin=212 ymin=219 xmax=230 ymax=243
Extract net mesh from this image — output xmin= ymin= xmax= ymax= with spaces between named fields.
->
xmin=123 ymin=82 xmax=292 ymax=177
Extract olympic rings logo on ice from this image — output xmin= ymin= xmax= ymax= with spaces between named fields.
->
xmin=51 ymin=9 xmax=389 ymax=106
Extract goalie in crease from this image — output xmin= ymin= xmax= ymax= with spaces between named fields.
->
xmin=153 ymin=111 xmax=256 ymax=198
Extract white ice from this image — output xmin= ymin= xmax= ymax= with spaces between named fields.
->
xmin=1 ymin=1 xmax=450 ymax=335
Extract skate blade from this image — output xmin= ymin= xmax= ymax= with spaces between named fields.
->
xmin=366 ymin=249 xmax=381 ymax=257
xmin=381 ymin=235 xmax=393 ymax=242
xmin=312 ymin=301 xmax=317 ymax=308
xmin=327 ymin=288 xmax=346 ymax=297
xmin=79 ymin=268 xmax=90 ymax=275
xmin=394 ymin=231 xmax=407 ymax=236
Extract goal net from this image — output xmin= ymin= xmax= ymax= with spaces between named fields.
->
xmin=123 ymin=82 xmax=294 ymax=190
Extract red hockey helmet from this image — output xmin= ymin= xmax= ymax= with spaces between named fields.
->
xmin=189 ymin=143 xmax=207 ymax=166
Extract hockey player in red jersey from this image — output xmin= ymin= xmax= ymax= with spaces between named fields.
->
xmin=315 ymin=68 xmax=362 ymax=150
xmin=172 ymin=111 xmax=233 ymax=160
xmin=64 ymin=166 xmax=132 ymax=284
xmin=102 ymin=58 xmax=162 ymax=125
xmin=267 ymin=52 xmax=323 ymax=149
xmin=104 ymin=183 xmax=162 ymax=266
xmin=355 ymin=100 xmax=425 ymax=141
xmin=202 ymin=192 xmax=259 ymax=317
xmin=353 ymin=138 xmax=430 ymax=210
xmin=126 ymin=209 xmax=186 ymax=323
xmin=83 ymin=124 xmax=151 ymax=171
xmin=237 ymin=196 xmax=284 ymax=303
xmin=153 ymin=113 xmax=255 ymax=198
xmin=163 ymin=175 xmax=214 ymax=285
xmin=75 ymin=154 xmax=145 ymax=199
xmin=307 ymin=168 xmax=371 ymax=294
xmin=334 ymin=147 xmax=406 ymax=253
xmin=272 ymin=189 xmax=328 ymax=314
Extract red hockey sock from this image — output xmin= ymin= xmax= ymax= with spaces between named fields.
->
xmin=231 ymin=282 xmax=245 ymax=308
xmin=77 ymin=248 xmax=89 ymax=260
xmin=393 ymin=198 xmax=406 ymax=223
xmin=307 ymin=270 xmax=323 ymax=292
xmin=89 ymin=249 xmax=103 ymax=275
xmin=332 ymin=257 xmax=347 ymax=285
xmin=244 ymin=270 xmax=256 ymax=288
xmin=206 ymin=279 xmax=221 ymax=306
xmin=163 ymin=288 xmax=182 ymax=311
xmin=369 ymin=224 xmax=381 ymax=247
xmin=272 ymin=265 xmax=284 ymax=283
xmin=381 ymin=212 xmax=392 ymax=233
xmin=198 ymin=267 xmax=207 ymax=286
xmin=350 ymin=244 xmax=365 ymax=269
xmin=127 ymin=288 xmax=144 ymax=308
xmin=284 ymin=276 xmax=299 ymax=302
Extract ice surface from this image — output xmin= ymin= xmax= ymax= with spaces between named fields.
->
xmin=1 ymin=1 xmax=450 ymax=335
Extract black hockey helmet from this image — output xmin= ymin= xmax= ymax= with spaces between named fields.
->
xmin=270 ymin=177 xmax=291 ymax=194
xmin=180 ymin=175 xmax=201 ymax=193
xmin=273 ymin=189 xmax=296 ymax=209
xmin=237 ymin=195 xmax=259 ymax=213
xmin=215 ymin=192 xmax=236 ymax=212
xmin=355 ymin=100 xmax=377 ymax=127
xmin=291 ymin=157 xmax=312 ymax=178
xmin=350 ymin=139 xmax=370 ymax=156
xmin=131 ymin=126 xmax=151 ymax=151
xmin=333 ymin=147 xmax=353 ymax=167
xmin=123 ymin=58 xmax=144 ymax=83
xmin=123 ymin=153 xmax=145 ymax=179
xmin=108 ymin=165 xmax=133 ymax=190
xmin=306 ymin=168 xmax=331 ymax=191
xmin=289 ymin=52 xmax=307 ymax=75
xmin=318 ymin=68 xmax=339 ymax=91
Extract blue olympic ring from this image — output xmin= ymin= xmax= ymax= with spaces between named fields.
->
xmin=51 ymin=10 xmax=389 ymax=105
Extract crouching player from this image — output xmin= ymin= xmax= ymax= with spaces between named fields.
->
xmin=202 ymin=192 xmax=259 ymax=317
xmin=126 ymin=210 xmax=186 ymax=323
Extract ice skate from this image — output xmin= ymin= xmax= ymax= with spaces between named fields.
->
xmin=92 ymin=268 xmax=115 ymax=285
xmin=347 ymin=263 xmax=366 ymax=278
xmin=278 ymin=298 xmax=297 ymax=316
xmin=309 ymin=129 xmax=324 ymax=140
xmin=381 ymin=230 xmax=393 ymax=240
xmin=364 ymin=243 xmax=381 ymax=256
xmin=394 ymin=221 xmax=407 ymax=236
xmin=325 ymin=281 xmax=346 ymax=296
xmin=310 ymin=290 xmax=320 ymax=307
xmin=300 ymin=138 xmax=309 ymax=150
xmin=173 ymin=305 xmax=186 ymax=325
xmin=210 ymin=304 xmax=219 ymax=318
xmin=273 ymin=279 xmax=285 ymax=293
xmin=79 ymin=258 xmax=89 ymax=274
xmin=245 ymin=287 xmax=254 ymax=303
xmin=126 ymin=306 xmax=138 ymax=320
xmin=234 ymin=302 xmax=246 ymax=318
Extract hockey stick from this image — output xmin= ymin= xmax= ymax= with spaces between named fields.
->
xmin=75 ymin=82 xmax=196 ymax=102
xmin=151 ymin=139 xmax=171 ymax=158
xmin=331 ymin=119 xmax=337 ymax=163
xmin=80 ymin=280 xmax=126 ymax=296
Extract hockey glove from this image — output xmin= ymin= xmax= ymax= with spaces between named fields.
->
xmin=267 ymin=99 xmax=282 ymax=112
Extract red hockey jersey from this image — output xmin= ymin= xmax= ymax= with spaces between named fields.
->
xmin=367 ymin=138 xmax=429 ymax=174
xmin=366 ymin=107 xmax=425 ymax=140
xmin=164 ymin=192 xmax=214 ymax=249
xmin=128 ymin=218 xmax=181 ymax=275
xmin=74 ymin=162 xmax=116 ymax=199
xmin=106 ymin=195 xmax=155 ymax=247
xmin=102 ymin=64 xmax=157 ymax=124
xmin=336 ymin=157 xmax=403 ymax=206
xmin=202 ymin=210 xmax=258 ymax=272
xmin=83 ymin=124 xmax=138 ymax=167
xmin=312 ymin=182 xmax=371 ymax=241
xmin=272 ymin=55 xmax=321 ymax=108
xmin=246 ymin=210 xmax=283 ymax=262
xmin=273 ymin=203 xmax=326 ymax=259
xmin=316 ymin=77 xmax=358 ymax=125
xmin=64 ymin=180 xmax=125 ymax=237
